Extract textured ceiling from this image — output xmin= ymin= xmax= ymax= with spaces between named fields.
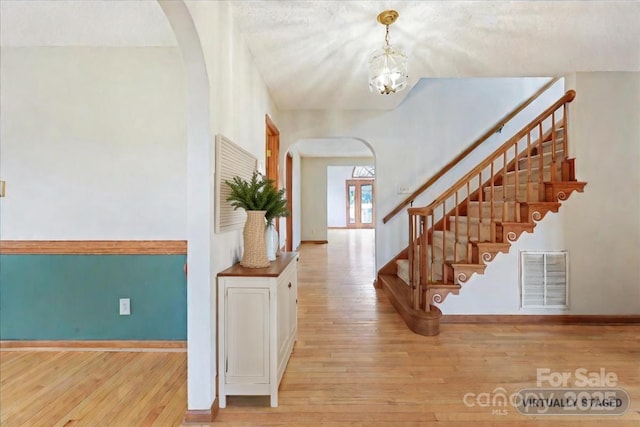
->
xmin=2 ymin=0 xmax=639 ymax=112
xmin=0 ymin=0 xmax=177 ymax=47
xmin=229 ymin=1 xmax=640 ymax=110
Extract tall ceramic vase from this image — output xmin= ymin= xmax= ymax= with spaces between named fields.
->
xmin=241 ymin=210 xmax=270 ymax=268
xmin=265 ymin=223 xmax=279 ymax=261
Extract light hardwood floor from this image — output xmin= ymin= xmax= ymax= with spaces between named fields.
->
xmin=2 ymin=229 xmax=639 ymax=426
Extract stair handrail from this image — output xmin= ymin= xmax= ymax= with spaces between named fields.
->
xmin=383 ymin=77 xmax=560 ymax=224
xmin=409 ymin=90 xmax=576 ymax=217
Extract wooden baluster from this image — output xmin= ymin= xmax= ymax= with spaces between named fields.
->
xmin=477 ymin=172 xmax=482 ymax=242
xmin=466 ymin=181 xmax=471 ymax=251
xmin=442 ymin=202 xmax=446 ymax=271
xmin=538 ymin=122 xmax=544 ymax=175
xmin=490 ymin=161 xmax=496 ymax=242
xmin=514 ymin=143 xmax=518 ymax=202
xmin=563 ymin=103 xmax=568 ymax=159
xmin=551 ymin=110 xmax=557 ymax=166
xmin=490 ymin=162 xmax=495 ymax=224
xmin=502 ymin=152 xmax=507 ymax=221
xmin=538 ymin=122 xmax=544 ymax=200
xmin=454 ymin=191 xmax=459 ymax=262
xmin=527 ymin=132 xmax=532 ymax=201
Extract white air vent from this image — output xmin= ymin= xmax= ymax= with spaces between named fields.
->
xmin=521 ymin=251 xmax=568 ymax=309
xmin=215 ymin=134 xmax=258 ymax=233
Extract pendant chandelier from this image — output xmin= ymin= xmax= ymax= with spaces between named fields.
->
xmin=368 ymin=10 xmax=408 ymax=95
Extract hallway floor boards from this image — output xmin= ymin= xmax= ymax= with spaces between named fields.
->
xmin=2 ymin=230 xmax=639 ymax=426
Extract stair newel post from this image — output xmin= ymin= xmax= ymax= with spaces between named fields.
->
xmin=429 ymin=210 xmax=435 ymax=285
xmin=421 ymin=214 xmax=429 ymax=310
xmin=419 ymin=215 xmax=425 ymax=309
xmin=408 ymin=212 xmax=416 ymax=308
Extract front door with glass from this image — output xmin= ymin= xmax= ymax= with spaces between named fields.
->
xmin=346 ymin=179 xmax=374 ymax=228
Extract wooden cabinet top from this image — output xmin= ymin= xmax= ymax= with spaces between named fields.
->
xmin=217 ymin=252 xmax=298 ymax=278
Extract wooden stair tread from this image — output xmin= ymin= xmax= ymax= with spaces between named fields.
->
xmin=448 ymin=262 xmax=487 ymax=269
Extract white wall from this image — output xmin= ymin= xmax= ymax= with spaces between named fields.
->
xmin=0 ymin=47 xmax=186 ymax=239
xmin=179 ymin=1 xmax=280 ymax=411
xmin=282 ymin=77 xmax=559 ymax=265
xmin=439 ymin=72 xmax=640 ymax=314
xmin=300 ymin=156 xmax=373 ymax=241
xmin=327 ymin=165 xmax=357 ymax=227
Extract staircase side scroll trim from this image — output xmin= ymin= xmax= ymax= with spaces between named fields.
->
xmin=382 ymin=77 xmax=560 ymax=224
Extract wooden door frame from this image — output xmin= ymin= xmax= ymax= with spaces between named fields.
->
xmin=286 ymin=152 xmax=293 ymax=252
xmin=346 ymin=179 xmax=375 ymax=229
xmin=265 ymin=114 xmax=280 ymax=232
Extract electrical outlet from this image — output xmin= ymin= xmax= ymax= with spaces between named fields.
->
xmin=119 ymin=298 xmax=131 ymax=316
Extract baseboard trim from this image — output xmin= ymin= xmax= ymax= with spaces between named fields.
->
xmin=300 ymin=240 xmax=329 ymax=244
xmin=0 ymin=240 xmax=187 ymax=255
xmin=0 ymin=340 xmax=187 ymax=350
xmin=183 ymin=397 xmax=219 ymax=423
xmin=440 ymin=315 xmax=640 ymax=325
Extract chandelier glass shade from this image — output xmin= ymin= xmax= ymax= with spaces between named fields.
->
xmin=368 ymin=10 xmax=408 ymax=95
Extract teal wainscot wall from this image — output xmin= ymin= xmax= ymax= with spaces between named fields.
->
xmin=0 ymin=254 xmax=187 ymax=340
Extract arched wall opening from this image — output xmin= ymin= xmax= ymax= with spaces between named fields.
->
xmin=286 ymin=137 xmax=377 ymax=283
xmin=157 ymin=0 xmax=215 ymax=414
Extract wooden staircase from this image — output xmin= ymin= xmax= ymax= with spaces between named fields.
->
xmin=377 ymin=90 xmax=586 ymax=336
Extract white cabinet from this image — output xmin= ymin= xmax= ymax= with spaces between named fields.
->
xmin=217 ymin=252 xmax=298 ymax=408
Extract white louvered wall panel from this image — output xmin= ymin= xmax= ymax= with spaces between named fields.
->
xmin=215 ymin=134 xmax=257 ymax=233
xmin=521 ymin=251 xmax=568 ymax=309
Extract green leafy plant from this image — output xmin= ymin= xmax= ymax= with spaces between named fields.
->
xmin=225 ymin=171 xmax=289 ymax=225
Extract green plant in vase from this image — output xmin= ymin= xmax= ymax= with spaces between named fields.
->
xmin=225 ymin=171 xmax=289 ymax=266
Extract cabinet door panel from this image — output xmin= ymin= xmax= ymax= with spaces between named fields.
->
xmin=277 ymin=275 xmax=290 ymax=362
xmin=226 ymin=288 xmax=269 ymax=384
xmin=288 ymin=273 xmax=297 ymax=338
